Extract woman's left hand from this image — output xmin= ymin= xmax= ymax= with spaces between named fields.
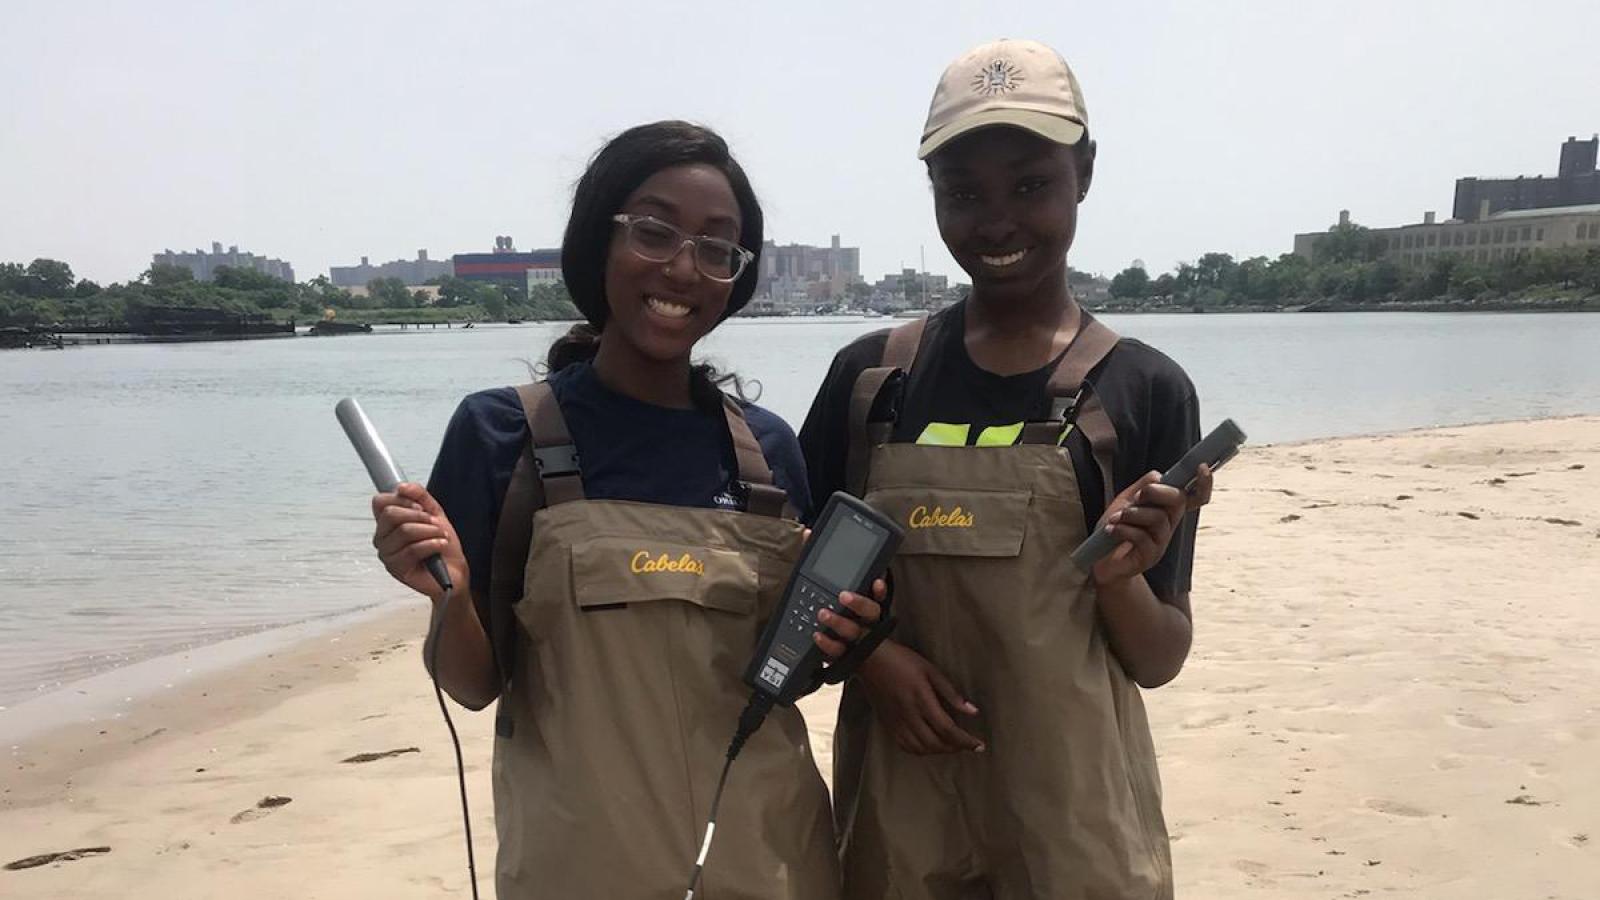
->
xmin=813 ymin=578 xmax=887 ymax=660
xmin=1091 ymin=463 xmax=1212 ymax=586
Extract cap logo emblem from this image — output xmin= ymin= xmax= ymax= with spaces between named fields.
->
xmin=972 ymin=59 xmax=1024 ymax=96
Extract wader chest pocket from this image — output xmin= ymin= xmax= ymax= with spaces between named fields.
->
xmin=865 ymin=488 xmax=1030 ymax=558
xmin=569 ymin=537 xmax=759 ymax=615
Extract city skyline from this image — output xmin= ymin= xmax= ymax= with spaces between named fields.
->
xmin=4 ymin=1 xmax=1598 ymax=287
xmin=90 ymin=130 xmax=1600 ymax=293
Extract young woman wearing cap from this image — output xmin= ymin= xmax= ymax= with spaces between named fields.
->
xmin=799 ymin=41 xmax=1212 ymax=899
xmin=370 ymin=121 xmax=884 ymax=899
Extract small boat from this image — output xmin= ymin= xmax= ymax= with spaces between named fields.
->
xmin=506 ymin=318 xmax=523 ymax=325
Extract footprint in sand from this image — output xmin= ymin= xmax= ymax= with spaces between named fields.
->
xmin=1232 ymin=859 xmax=1271 ymax=876
xmin=1365 ymin=798 xmax=1430 ymax=818
xmin=230 ymin=795 xmax=292 ymax=824
xmin=1566 ymin=834 xmax=1590 ymax=848
xmin=1211 ymin=683 xmax=1266 ymax=695
xmin=341 ymin=747 xmax=420 ymax=764
xmin=1180 ymin=713 xmax=1231 ymax=730
xmin=1448 ymin=712 xmax=1494 ymax=730
xmin=1281 ymin=724 xmax=1340 ymax=736
xmin=1434 ymin=754 xmax=1468 ymax=771
xmin=4 ymin=847 xmax=112 ymax=870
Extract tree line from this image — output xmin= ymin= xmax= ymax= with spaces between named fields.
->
xmin=0 ymin=259 xmax=580 ymax=328
xmin=1105 ymin=222 xmax=1600 ymax=310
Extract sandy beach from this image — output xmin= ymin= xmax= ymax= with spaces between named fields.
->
xmin=4 ymin=416 xmax=1598 ymax=898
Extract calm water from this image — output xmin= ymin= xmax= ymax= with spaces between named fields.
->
xmin=3 ymin=313 xmax=1599 ymax=706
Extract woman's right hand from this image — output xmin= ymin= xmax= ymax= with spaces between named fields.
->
xmin=371 ymin=482 xmax=469 ymax=601
xmin=857 ymin=639 xmax=985 ymax=755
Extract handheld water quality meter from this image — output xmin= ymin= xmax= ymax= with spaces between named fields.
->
xmin=684 ymin=492 xmax=902 ymax=898
xmin=745 ymin=491 xmax=905 ymax=706
xmin=1070 ymin=417 xmax=1247 ymax=571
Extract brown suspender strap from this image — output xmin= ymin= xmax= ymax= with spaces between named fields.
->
xmin=488 ymin=381 xmax=581 ymax=737
xmin=490 ymin=383 xmax=585 ymax=607
xmin=882 ymin=316 xmax=927 ymax=369
xmin=720 ymin=394 xmax=789 ymax=519
xmin=1053 ymin=312 xmax=1120 ymax=507
xmin=845 ymin=367 xmax=896 ymax=498
xmin=1013 ymin=311 xmax=1122 ymax=506
xmin=844 ymin=318 xmax=932 ymax=496
xmin=1045 ymin=311 xmax=1120 ymax=398
xmin=1074 ymin=391 xmax=1119 ymax=508
xmin=521 ymin=382 xmax=585 ymax=507
xmin=721 ymin=393 xmax=775 ymax=484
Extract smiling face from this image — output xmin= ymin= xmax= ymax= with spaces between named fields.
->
xmin=601 ymin=163 xmax=743 ymax=365
xmin=927 ymin=126 xmax=1095 ymax=306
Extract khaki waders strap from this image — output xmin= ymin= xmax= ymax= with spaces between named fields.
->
xmin=882 ymin=317 xmax=926 ymax=370
xmin=488 ymin=381 xmax=584 ymax=737
xmin=845 ymin=368 xmax=895 ymax=498
xmin=1016 ymin=311 xmax=1122 ymax=507
xmin=1045 ymin=310 xmax=1120 ymax=398
xmin=1074 ymin=390 xmax=1119 ymax=508
xmin=844 ymin=318 xmax=931 ymax=496
xmin=720 ymin=393 xmax=789 ymax=519
xmin=523 ymin=382 xmax=584 ymax=507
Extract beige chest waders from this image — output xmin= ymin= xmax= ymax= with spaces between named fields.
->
xmin=833 ymin=315 xmax=1172 ymax=900
xmin=488 ymin=383 xmax=842 ymax=900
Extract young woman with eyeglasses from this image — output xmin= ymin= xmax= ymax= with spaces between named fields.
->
xmin=369 ymin=121 xmax=881 ymax=899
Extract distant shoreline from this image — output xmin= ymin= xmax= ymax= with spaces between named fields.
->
xmin=1088 ymin=295 xmax=1600 ymax=315
xmin=9 ymin=301 xmax=1600 ymax=352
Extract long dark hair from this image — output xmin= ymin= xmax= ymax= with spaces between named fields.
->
xmin=545 ymin=121 xmax=763 ymax=401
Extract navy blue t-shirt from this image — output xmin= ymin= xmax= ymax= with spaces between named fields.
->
xmin=427 ymin=361 xmax=810 ymax=600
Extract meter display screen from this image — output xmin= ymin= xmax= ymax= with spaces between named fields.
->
xmin=803 ymin=511 xmax=886 ymax=592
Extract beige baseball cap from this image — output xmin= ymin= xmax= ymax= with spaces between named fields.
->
xmin=918 ymin=38 xmax=1088 ymax=160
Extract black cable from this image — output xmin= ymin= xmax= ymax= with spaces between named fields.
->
xmin=682 ymin=753 xmax=734 ymax=900
xmin=427 ymin=585 xmax=482 ymax=900
xmin=684 ymin=692 xmax=775 ymax=899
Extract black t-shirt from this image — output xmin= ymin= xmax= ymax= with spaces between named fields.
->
xmin=798 ymin=301 xmax=1200 ymax=597
xmin=427 ymin=361 xmax=811 ymax=607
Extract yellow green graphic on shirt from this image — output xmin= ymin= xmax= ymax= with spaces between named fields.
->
xmin=915 ymin=421 xmax=1075 ymax=447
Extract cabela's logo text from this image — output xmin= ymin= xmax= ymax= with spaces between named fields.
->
xmin=908 ymin=505 xmax=976 ymax=529
xmin=630 ymin=550 xmax=706 ymax=576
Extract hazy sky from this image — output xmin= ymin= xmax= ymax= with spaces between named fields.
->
xmin=4 ymin=1 xmax=1597 ymax=286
